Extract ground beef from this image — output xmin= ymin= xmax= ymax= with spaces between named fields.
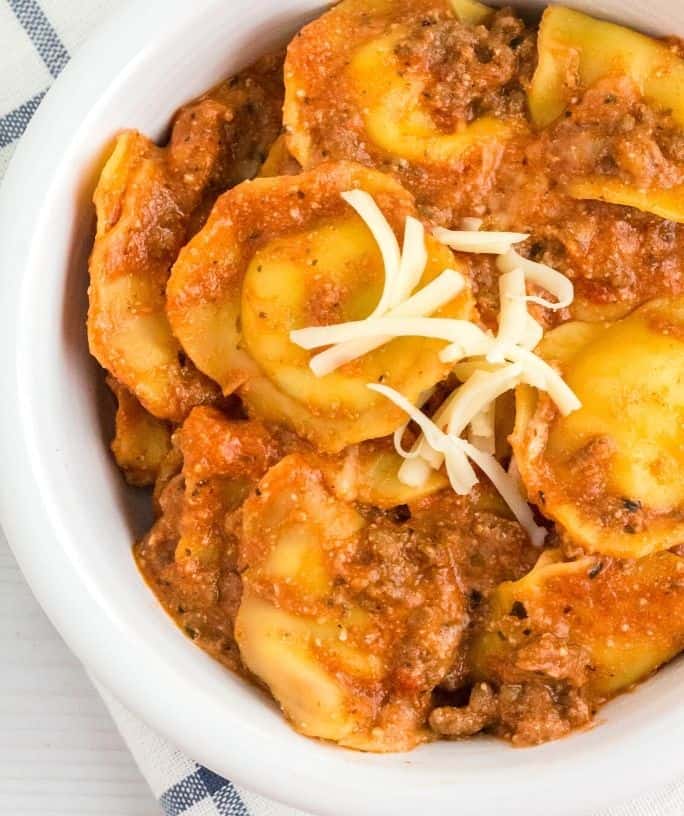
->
xmin=430 ymin=681 xmax=498 ymax=737
xmin=395 ymin=8 xmax=536 ymax=129
xmin=541 ymin=77 xmax=684 ymax=191
xmin=496 ymin=682 xmax=592 ymax=746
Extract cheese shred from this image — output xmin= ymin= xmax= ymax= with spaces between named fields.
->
xmin=340 ymin=190 xmax=401 ymax=318
xmin=307 ymin=269 xmax=465 ymax=377
xmin=497 ymin=248 xmax=574 ymax=310
xmin=291 ymin=316 xmax=490 ymax=354
xmin=433 ymin=226 xmax=529 ymax=255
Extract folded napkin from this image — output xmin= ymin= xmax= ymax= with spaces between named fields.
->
xmin=3 ymin=2 xmax=684 ymax=815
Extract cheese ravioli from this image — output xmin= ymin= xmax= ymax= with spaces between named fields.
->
xmin=88 ymin=56 xmax=284 ymax=421
xmin=235 ymin=454 xmax=467 ymax=751
xmin=529 ymin=6 xmax=684 ymax=222
xmin=166 ymin=161 xmax=473 ymax=451
xmin=512 ymin=299 xmax=684 ymax=558
xmin=472 ymin=548 xmax=684 ymax=699
xmin=284 ymin=0 xmax=533 ymax=220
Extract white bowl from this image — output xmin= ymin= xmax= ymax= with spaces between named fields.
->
xmin=1 ymin=1 xmax=683 ymax=814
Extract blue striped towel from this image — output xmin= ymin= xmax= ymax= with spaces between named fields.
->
xmin=3 ymin=2 xmax=684 ymax=814
xmin=96 ymin=685 xmax=306 ymax=816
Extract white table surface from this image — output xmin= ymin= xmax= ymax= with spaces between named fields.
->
xmin=0 ymin=526 xmax=158 ymax=816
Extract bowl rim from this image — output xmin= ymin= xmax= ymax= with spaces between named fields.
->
xmin=1 ymin=1 xmax=684 ymax=814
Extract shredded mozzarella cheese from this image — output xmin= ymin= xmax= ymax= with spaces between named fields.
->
xmin=306 ymin=269 xmax=465 ymax=377
xmin=341 ymin=190 xmax=402 ymax=318
xmin=521 ymin=314 xmax=544 ymax=351
xmin=487 ymin=268 xmax=528 ymax=364
xmin=440 ymin=308 xmax=539 ymax=365
xmin=393 ymin=269 xmax=465 ymax=316
xmin=497 ymin=248 xmax=574 ymax=310
xmin=468 ymin=402 xmax=497 ymax=455
xmin=399 ymin=364 xmax=523 ymax=483
xmin=433 ymin=226 xmax=529 ymax=255
xmin=444 ymin=365 xmax=523 ymax=437
xmin=470 ymin=402 xmax=496 ymax=439
xmin=291 ymin=316 xmax=490 ymax=353
xmin=393 ymin=387 xmax=437 ymax=461
xmin=398 ymin=456 xmax=435 ymax=488
xmin=460 ymin=437 xmax=546 ymax=547
xmin=369 ymin=384 xmax=478 ymax=494
xmin=396 ymin=216 xmax=428 ymax=305
xmin=507 ymin=346 xmax=581 ymax=415
xmin=369 ymin=383 xmax=547 ymax=545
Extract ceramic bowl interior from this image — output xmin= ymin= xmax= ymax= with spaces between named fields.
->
xmin=1 ymin=2 xmax=683 ymax=815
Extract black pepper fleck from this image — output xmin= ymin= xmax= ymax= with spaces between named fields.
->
xmin=390 ymin=504 xmax=412 ymax=524
xmin=469 ymin=589 xmax=483 ymax=607
xmin=588 ymin=562 xmax=604 ymax=579
xmin=510 ymin=600 xmax=528 ymax=619
xmin=529 ymin=243 xmax=545 ymax=261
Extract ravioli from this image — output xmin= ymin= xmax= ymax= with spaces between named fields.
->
xmin=566 ymin=177 xmax=684 ymax=225
xmin=529 ymin=7 xmax=684 ymax=129
xmin=135 ymin=406 xmax=282 ymax=670
xmin=345 ymin=30 xmax=510 ymax=166
xmin=472 ymin=549 xmax=684 ymax=699
xmin=107 ymin=377 xmax=172 ymax=487
xmin=284 ymin=0 xmax=533 ymax=219
xmin=88 ymin=56 xmax=284 ymax=421
xmin=235 ymin=454 xmax=466 ymax=751
xmin=167 ymin=161 xmax=473 ymax=451
xmin=529 ymin=7 xmax=684 ymax=222
xmin=512 ymin=299 xmax=684 ymax=558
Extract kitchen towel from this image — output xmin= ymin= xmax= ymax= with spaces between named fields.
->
xmin=95 ymin=685 xmax=308 ymax=816
xmin=3 ymin=1 xmax=684 ymax=815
